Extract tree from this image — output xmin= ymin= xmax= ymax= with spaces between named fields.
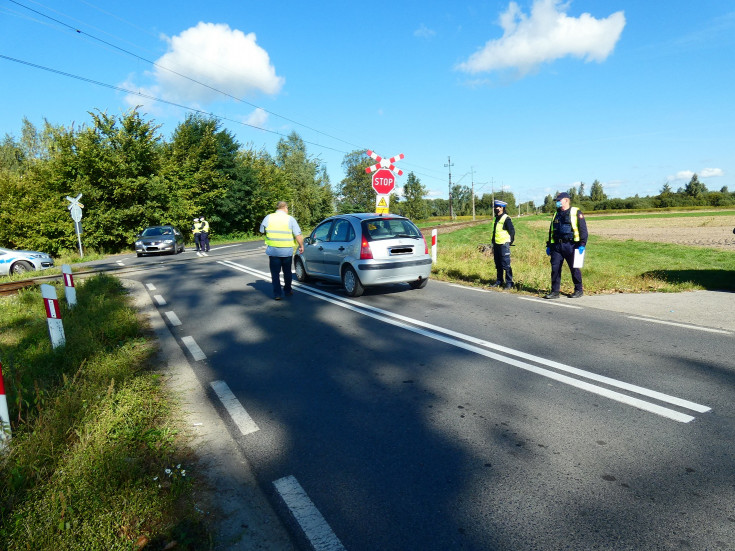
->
xmin=578 ymin=182 xmax=586 ymax=200
xmin=684 ymin=174 xmax=707 ymax=198
xmin=400 ymin=172 xmax=429 ymax=220
xmin=336 ymin=150 xmax=373 ymax=213
xmin=567 ymin=186 xmax=578 ymax=203
xmin=660 ymin=182 xmax=673 ymax=195
xmin=589 ymin=180 xmax=606 ymax=201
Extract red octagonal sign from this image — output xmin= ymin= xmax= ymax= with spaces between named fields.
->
xmin=372 ymin=168 xmax=395 ymax=195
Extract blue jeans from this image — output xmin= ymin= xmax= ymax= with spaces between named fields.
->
xmin=269 ymin=255 xmax=293 ymax=297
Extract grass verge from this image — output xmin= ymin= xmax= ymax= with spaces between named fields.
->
xmin=430 ymin=216 xmax=735 ymax=294
xmin=0 ymin=274 xmax=211 ymax=550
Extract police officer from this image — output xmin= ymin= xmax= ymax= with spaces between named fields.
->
xmin=199 ymin=217 xmax=210 ymax=252
xmin=192 ymin=217 xmax=203 ymax=253
xmin=491 ymin=199 xmax=515 ymax=289
xmin=545 ymin=192 xmax=588 ymax=299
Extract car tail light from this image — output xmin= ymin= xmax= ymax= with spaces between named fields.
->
xmin=421 ymin=235 xmax=429 ymax=254
xmin=360 ymin=236 xmax=373 ymax=259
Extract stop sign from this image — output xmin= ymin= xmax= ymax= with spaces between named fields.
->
xmin=372 ymin=168 xmax=395 ymax=194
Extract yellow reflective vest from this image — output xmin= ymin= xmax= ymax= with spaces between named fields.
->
xmin=264 ymin=211 xmax=294 ymax=248
xmin=493 ymin=214 xmax=511 ymax=245
xmin=549 ymin=207 xmax=580 ymax=243
xmin=201 ymin=220 xmax=210 ymax=232
xmin=192 ymin=221 xmax=202 ymax=234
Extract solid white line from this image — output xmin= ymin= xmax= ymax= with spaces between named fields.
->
xmin=153 ymin=294 xmax=167 ymax=306
xmin=146 ymin=283 xmax=156 ymax=291
xmin=210 ymin=380 xmax=259 ymax=436
xmin=165 ymin=311 xmax=182 ymax=326
xmin=218 ymin=260 xmax=709 ymax=422
xmin=116 ymin=261 xmax=125 ymax=266
xmin=273 ymin=475 xmax=346 ymax=551
xmin=627 ymin=316 xmax=731 ymax=335
xmin=448 ymin=284 xmax=492 ymax=293
xmin=518 ymin=296 xmax=583 ymax=309
xmin=181 ymin=335 xmax=206 ymax=361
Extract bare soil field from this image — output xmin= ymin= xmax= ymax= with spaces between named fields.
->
xmin=585 ymin=214 xmax=735 ymax=251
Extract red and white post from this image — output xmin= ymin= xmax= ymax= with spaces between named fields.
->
xmin=0 ymin=360 xmax=10 ymax=446
xmin=431 ymin=229 xmax=438 ymax=264
xmin=62 ymin=264 xmax=77 ymax=307
xmin=41 ymin=284 xmax=66 ymax=348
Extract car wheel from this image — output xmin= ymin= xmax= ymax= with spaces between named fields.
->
xmin=10 ymin=261 xmax=33 ymax=275
xmin=409 ymin=278 xmax=429 ymax=290
xmin=136 ymin=252 xmax=143 ymax=257
xmin=294 ymin=257 xmax=309 ymax=282
xmin=342 ymin=265 xmax=364 ymax=297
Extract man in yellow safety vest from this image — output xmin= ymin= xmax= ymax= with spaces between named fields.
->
xmin=545 ymin=192 xmax=588 ymax=299
xmin=260 ymin=201 xmax=305 ymax=300
xmin=490 ymin=199 xmax=515 ymax=289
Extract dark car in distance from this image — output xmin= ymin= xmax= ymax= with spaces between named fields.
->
xmin=134 ymin=225 xmax=185 ymax=257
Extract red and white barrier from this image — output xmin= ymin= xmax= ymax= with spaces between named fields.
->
xmin=431 ymin=229 xmax=437 ymax=264
xmin=62 ymin=264 xmax=76 ymax=307
xmin=365 ymin=150 xmax=405 ymax=176
xmin=41 ymin=284 xmax=66 ymax=348
xmin=0 ymin=360 xmax=10 ymax=445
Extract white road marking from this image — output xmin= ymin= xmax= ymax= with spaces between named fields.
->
xmin=448 ymin=284 xmax=492 ymax=293
xmin=218 ymin=260 xmax=711 ymax=422
xmin=273 ymin=475 xmax=346 ymax=551
xmin=182 ymin=336 xmax=206 ymax=361
xmin=116 ymin=261 xmax=125 ymax=266
xmin=146 ymin=283 xmax=156 ymax=291
xmin=209 ymin=380 xmax=259 ymax=436
xmin=153 ymin=294 xmax=167 ymax=306
xmin=627 ymin=316 xmax=731 ymax=335
xmin=165 ymin=311 xmax=182 ymax=326
xmin=518 ymin=296 xmax=583 ymax=309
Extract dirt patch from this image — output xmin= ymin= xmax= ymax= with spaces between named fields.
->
xmin=529 ymin=214 xmax=735 ymax=251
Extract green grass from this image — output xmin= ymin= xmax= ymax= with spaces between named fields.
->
xmin=0 ymin=274 xmax=210 ymax=550
xmin=430 ymin=218 xmax=735 ymax=294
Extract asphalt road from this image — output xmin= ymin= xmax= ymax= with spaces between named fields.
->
xmin=112 ymin=243 xmax=734 ymax=551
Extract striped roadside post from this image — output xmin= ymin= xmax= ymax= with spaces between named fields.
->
xmin=41 ymin=284 xmax=66 ymax=348
xmin=431 ymin=228 xmax=438 ymax=264
xmin=0 ymin=360 xmax=10 ymax=446
xmin=62 ymin=264 xmax=76 ymax=307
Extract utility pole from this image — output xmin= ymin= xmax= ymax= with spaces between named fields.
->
xmin=490 ymin=177 xmax=495 ymax=210
xmin=444 ymin=156 xmax=454 ymax=219
xmin=471 ymin=167 xmax=476 ymax=221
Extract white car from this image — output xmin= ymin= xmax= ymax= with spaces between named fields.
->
xmin=0 ymin=247 xmax=55 ymax=276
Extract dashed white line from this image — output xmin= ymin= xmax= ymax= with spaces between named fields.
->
xmin=181 ymin=336 xmax=206 ymax=361
xmin=273 ymin=475 xmax=346 ymax=551
xmin=146 ymin=283 xmax=156 ymax=291
xmin=209 ymin=380 xmax=259 ymax=435
xmin=627 ymin=316 xmax=731 ymax=335
xmin=153 ymin=294 xmax=167 ymax=306
xmin=165 ymin=311 xmax=182 ymax=326
xmin=518 ymin=296 xmax=583 ymax=309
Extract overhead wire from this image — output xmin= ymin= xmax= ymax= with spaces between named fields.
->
xmin=4 ymin=0 xmax=449 ymax=184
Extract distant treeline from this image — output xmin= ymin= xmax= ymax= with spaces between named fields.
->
xmin=2 ymin=108 xmax=732 ymax=254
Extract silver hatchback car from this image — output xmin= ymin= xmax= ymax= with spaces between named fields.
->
xmin=294 ymin=213 xmax=431 ymax=297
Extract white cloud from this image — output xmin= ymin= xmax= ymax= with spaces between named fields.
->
xmin=700 ymin=167 xmax=724 ymax=178
xmin=414 ymin=24 xmax=436 ymax=39
xmin=245 ymin=108 xmax=268 ymax=128
xmin=670 ymin=168 xmax=724 ymax=181
xmin=140 ymin=22 xmax=284 ymax=105
xmin=456 ymin=0 xmax=625 ymax=75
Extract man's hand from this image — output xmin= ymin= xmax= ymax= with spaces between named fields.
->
xmin=546 ymin=246 xmax=551 ymax=256
xmin=578 ymin=245 xmax=585 ymax=253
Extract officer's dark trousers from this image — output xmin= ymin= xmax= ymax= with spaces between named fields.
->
xmin=493 ymin=242 xmax=512 ymax=284
xmin=269 ymin=255 xmax=293 ymax=298
xmin=550 ymin=241 xmax=582 ymax=293
xmin=200 ymin=232 xmax=210 ymax=251
xmin=194 ymin=233 xmax=202 ymax=251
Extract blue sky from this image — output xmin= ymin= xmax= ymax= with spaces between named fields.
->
xmin=2 ymin=0 xmax=734 ymax=206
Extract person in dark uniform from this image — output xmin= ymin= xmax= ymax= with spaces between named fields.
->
xmin=199 ymin=217 xmax=211 ymax=252
xmin=490 ymin=199 xmax=515 ymax=289
xmin=192 ymin=217 xmax=203 ymax=253
xmin=545 ymin=192 xmax=588 ymax=299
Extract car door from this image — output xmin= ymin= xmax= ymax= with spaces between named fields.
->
xmin=322 ymin=218 xmax=355 ymax=277
xmin=302 ymin=220 xmax=333 ymax=276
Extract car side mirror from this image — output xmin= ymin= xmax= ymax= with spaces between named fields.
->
xmin=304 ymin=237 xmax=311 ymax=245
xmin=135 ymin=233 xmax=141 ymax=238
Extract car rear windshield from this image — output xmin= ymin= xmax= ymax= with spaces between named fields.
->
xmin=362 ymin=218 xmax=422 ymax=240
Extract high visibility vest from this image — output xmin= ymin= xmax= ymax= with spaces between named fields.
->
xmin=201 ymin=220 xmax=210 ymax=232
xmin=493 ymin=214 xmax=511 ymax=245
xmin=264 ymin=211 xmax=294 ymax=248
xmin=192 ymin=221 xmax=202 ymax=234
xmin=549 ymin=207 xmax=580 ymax=243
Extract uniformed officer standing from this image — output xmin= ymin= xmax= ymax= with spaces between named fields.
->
xmin=192 ymin=217 xmax=203 ymax=252
xmin=199 ymin=217 xmax=210 ymax=252
xmin=490 ymin=199 xmax=515 ymax=289
xmin=545 ymin=192 xmax=588 ymax=298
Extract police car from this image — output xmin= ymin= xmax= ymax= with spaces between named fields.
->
xmin=0 ymin=247 xmax=55 ymax=276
